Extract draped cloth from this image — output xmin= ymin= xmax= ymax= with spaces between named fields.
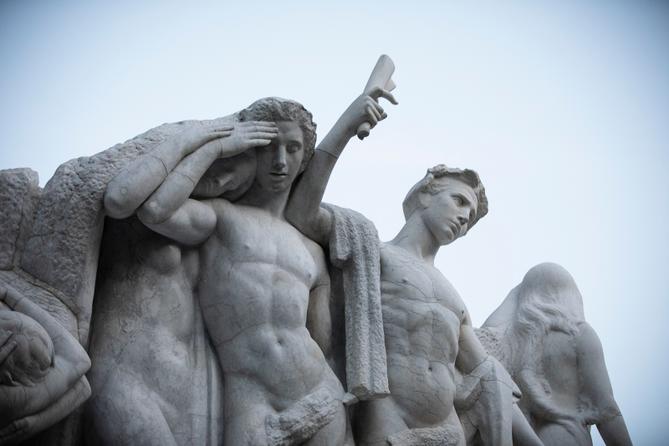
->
xmin=322 ymin=203 xmax=389 ymax=401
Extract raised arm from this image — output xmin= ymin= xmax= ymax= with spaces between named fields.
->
xmin=104 ymin=122 xmax=234 ymax=218
xmin=286 ymin=88 xmax=397 ymax=244
xmin=104 ymin=121 xmax=278 ymax=245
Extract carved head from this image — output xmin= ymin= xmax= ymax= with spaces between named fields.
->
xmin=514 ymin=262 xmax=585 ymax=336
xmin=402 ymin=165 xmax=488 ymax=245
xmin=0 ymin=311 xmax=54 ymax=386
xmin=238 ymin=97 xmax=317 ymax=174
xmin=192 ymin=98 xmax=317 ymax=199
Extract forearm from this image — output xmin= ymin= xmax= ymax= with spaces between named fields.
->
xmin=598 ymin=415 xmax=632 ymax=446
xmin=286 ymin=120 xmax=354 ymax=240
xmin=105 ymin=121 xmax=232 ymax=219
xmin=105 ymin=135 xmax=197 ymax=218
xmin=0 ymin=377 xmax=90 ymax=446
xmin=457 ymin=325 xmax=517 ymax=446
xmin=137 ymin=142 xmax=220 ymax=225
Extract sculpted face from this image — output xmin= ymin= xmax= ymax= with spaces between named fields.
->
xmin=253 ymin=121 xmax=305 ymax=193
xmin=420 ymin=178 xmax=479 ymax=246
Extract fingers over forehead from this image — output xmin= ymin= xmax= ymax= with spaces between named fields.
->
xmin=242 ymin=121 xmax=278 ymax=128
xmin=248 ymin=131 xmax=280 ymax=139
xmin=248 ymin=138 xmax=272 ymax=146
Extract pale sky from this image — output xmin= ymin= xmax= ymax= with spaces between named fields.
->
xmin=1 ymin=1 xmax=668 ymax=444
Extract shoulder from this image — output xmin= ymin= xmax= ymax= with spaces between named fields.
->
xmin=574 ymin=321 xmax=603 ymax=355
xmin=205 ymin=197 xmax=250 ymax=226
xmin=301 ymin=232 xmax=328 ymax=271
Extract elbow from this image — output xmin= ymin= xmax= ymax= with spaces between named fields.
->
xmin=104 ymin=187 xmax=135 ymax=219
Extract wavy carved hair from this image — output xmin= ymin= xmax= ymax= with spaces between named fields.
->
xmin=505 ymin=262 xmax=585 ymax=375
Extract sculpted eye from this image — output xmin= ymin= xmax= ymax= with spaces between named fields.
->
xmin=287 ymin=143 xmax=301 ymax=154
xmin=452 ymin=195 xmax=464 ymax=206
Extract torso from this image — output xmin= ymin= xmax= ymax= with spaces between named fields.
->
xmin=198 ymin=199 xmax=335 ymax=411
xmin=89 ymin=218 xmax=222 ymax=445
xmin=379 ymin=243 xmax=466 ymax=427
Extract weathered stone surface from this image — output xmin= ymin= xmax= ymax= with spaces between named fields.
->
xmin=265 ymin=387 xmax=340 ymax=446
xmin=19 ymin=118 xmax=231 ymax=344
xmin=387 ymin=426 xmax=462 ymax=446
xmin=0 ymin=270 xmax=77 ymax=338
xmin=0 ymin=168 xmax=40 ymax=270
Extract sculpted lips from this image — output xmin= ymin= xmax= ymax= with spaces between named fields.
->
xmin=447 ymin=220 xmax=461 ymax=236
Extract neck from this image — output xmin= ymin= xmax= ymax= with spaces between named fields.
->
xmin=389 ymin=214 xmax=440 ymax=264
xmin=237 ymin=182 xmax=291 ymax=218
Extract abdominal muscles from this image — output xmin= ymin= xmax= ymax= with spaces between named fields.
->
xmin=199 ymin=261 xmax=329 ymax=406
xmin=387 ymin=354 xmax=456 ymax=427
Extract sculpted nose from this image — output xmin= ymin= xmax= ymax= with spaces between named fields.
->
xmin=273 ymin=146 xmax=287 ymax=171
xmin=457 ymin=215 xmax=468 ymax=226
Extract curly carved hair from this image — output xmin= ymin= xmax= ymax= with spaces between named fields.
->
xmin=402 ymin=164 xmax=489 ymax=229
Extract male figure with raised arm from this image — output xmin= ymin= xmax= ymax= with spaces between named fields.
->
xmin=101 ymin=92 xmax=390 ymax=445
xmin=287 ymin=157 xmax=542 ymax=444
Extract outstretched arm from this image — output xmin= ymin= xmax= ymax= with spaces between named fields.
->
xmin=286 ymin=88 xmax=397 ymax=244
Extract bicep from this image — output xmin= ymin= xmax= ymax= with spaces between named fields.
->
xmin=456 ymin=313 xmax=489 ymax=373
xmin=141 ymin=198 xmax=217 ymax=246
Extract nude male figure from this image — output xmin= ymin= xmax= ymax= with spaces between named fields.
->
xmin=288 ymin=153 xmax=548 ymax=446
xmin=102 ymin=92 xmax=391 ymax=445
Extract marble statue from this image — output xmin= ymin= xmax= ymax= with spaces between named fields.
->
xmin=287 ymin=157 xmax=544 ymax=445
xmin=93 ymin=87 xmax=395 ymax=445
xmin=0 ymin=55 xmax=634 ymax=446
xmin=477 ymin=263 xmax=633 ymax=446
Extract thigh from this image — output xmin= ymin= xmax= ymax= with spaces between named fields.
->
xmin=85 ymin=373 xmax=177 ymax=446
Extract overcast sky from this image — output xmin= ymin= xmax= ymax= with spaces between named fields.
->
xmin=1 ymin=1 xmax=668 ymax=444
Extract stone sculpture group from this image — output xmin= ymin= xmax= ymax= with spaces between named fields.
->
xmin=0 ymin=56 xmax=632 ymax=445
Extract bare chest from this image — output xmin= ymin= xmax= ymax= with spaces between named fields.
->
xmin=209 ymin=204 xmax=320 ymax=285
xmin=197 ymin=204 xmax=323 ymax=336
xmin=380 ymin=245 xmax=464 ymax=357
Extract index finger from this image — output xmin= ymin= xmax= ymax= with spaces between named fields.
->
xmin=368 ymin=87 xmax=399 ymax=105
xmin=243 ymin=121 xmax=278 ymax=128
